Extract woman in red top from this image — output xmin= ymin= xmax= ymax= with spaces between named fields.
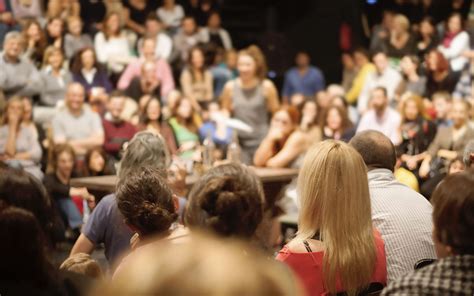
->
xmin=276 ymin=140 xmax=387 ymax=296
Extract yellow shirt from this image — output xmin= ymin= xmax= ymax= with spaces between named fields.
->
xmin=345 ymin=63 xmax=376 ymax=104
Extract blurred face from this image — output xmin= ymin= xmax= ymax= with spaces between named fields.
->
xmin=81 ymin=49 xmax=95 ymax=69
xmin=302 ymin=101 xmax=317 ymax=121
xmin=57 ymin=151 xmax=74 ymax=177
xmin=66 ymin=84 xmax=85 ymax=112
xmin=68 ymin=19 xmax=82 ymax=35
xmin=48 ymin=50 xmax=64 ymax=69
xmin=145 ymin=20 xmax=161 ymax=36
xmin=316 ymin=91 xmax=331 ymax=109
xmin=448 ymin=15 xmax=462 ymax=34
xmin=326 ymin=108 xmax=342 ymax=130
xmin=341 ymin=53 xmax=354 ymax=69
xmin=373 ymin=53 xmax=388 ymax=73
xmin=89 ymin=150 xmax=105 ymax=173
xmin=420 ymin=20 xmax=434 ymax=36
xmin=183 ymin=18 xmax=196 ymax=35
xmin=226 ymin=51 xmax=238 ymax=69
xmin=208 ymin=13 xmax=221 ymax=28
xmin=426 ymin=51 xmax=438 ymax=71
xmin=108 ymin=97 xmax=125 ymax=120
xmin=434 ymin=98 xmax=451 ymax=119
xmin=237 ymin=54 xmax=256 ymax=79
xmin=296 ymin=53 xmax=310 ymax=68
xmin=142 ymin=39 xmax=156 ymax=60
xmin=7 ymin=100 xmax=24 ymax=122
xmin=142 ymin=63 xmax=157 ymax=81
xmin=400 ymin=56 xmax=416 ymax=74
xmin=191 ymin=49 xmax=204 ymax=69
xmin=47 ymin=19 xmax=63 ymax=38
xmin=27 ymin=23 xmax=41 ymax=41
xmin=271 ymin=110 xmax=294 ymax=136
xmin=353 ymin=52 xmax=368 ymax=68
xmin=404 ymin=100 xmax=419 ymax=121
xmin=146 ymin=99 xmax=161 ymax=121
xmin=371 ymin=89 xmax=388 ymax=113
xmin=106 ymin=14 xmax=120 ymax=34
xmin=177 ymin=99 xmax=193 ymax=119
xmin=4 ymin=37 xmax=23 ymax=59
xmin=22 ymin=99 xmax=32 ymax=122
xmin=449 ymin=160 xmax=465 ymax=175
xmin=451 ymin=102 xmax=468 ymax=127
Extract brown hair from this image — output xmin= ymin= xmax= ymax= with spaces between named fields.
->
xmin=47 ymin=144 xmax=76 ymax=174
xmin=21 ymin=19 xmax=47 ymax=61
xmin=60 ymin=253 xmax=103 ymax=279
xmin=116 ymin=167 xmax=177 ymax=237
xmin=426 ymin=49 xmax=450 ymax=73
xmin=185 ymin=163 xmax=264 ymax=239
xmin=238 ymin=45 xmax=268 ymax=80
xmin=400 ymin=94 xmax=428 ymax=123
xmin=83 ymin=147 xmax=113 ymax=176
xmin=432 ymin=169 xmax=474 ymax=255
xmin=3 ymin=96 xmax=24 ymax=125
xmin=102 ymin=12 xmax=122 ymax=40
xmin=171 ymin=96 xmax=201 ymax=133
xmin=278 ymin=105 xmax=301 ymax=126
xmin=42 ymin=45 xmax=64 ymax=69
xmin=71 ymin=47 xmax=101 ymax=74
xmin=321 ymin=104 xmax=353 ymax=133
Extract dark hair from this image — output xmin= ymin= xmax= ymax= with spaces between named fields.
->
xmin=349 ymin=130 xmax=396 ymax=172
xmin=321 ymin=104 xmax=353 ymax=132
xmin=353 ymin=47 xmax=370 ymax=60
xmin=171 ymin=96 xmax=200 ymax=133
xmin=187 ymin=46 xmax=207 ymax=80
xmin=140 ymin=96 xmax=163 ymax=125
xmin=146 ymin=12 xmax=162 ymax=23
xmin=432 ymin=169 xmax=474 ymax=254
xmin=83 ymin=147 xmax=113 ymax=176
xmin=116 ymin=167 xmax=177 ymax=237
xmin=371 ymin=50 xmax=387 ymax=60
xmin=47 ymin=143 xmax=76 ymax=174
xmin=426 ymin=49 xmax=450 ymax=73
xmin=373 ymin=86 xmax=388 ymax=98
xmin=71 ymin=47 xmax=102 ymax=74
xmin=185 ymin=163 xmax=264 ymax=239
xmin=446 ymin=12 xmax=465 ymax=31
xmin=0 ymin=206 xmax=59 ymax=289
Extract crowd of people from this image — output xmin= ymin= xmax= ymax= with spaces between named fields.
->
xmin=1 ymin=0 xmax=474 ymax=295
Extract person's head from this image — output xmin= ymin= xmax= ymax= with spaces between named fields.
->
xmin=400 ymin=55 xmax=419 ymax=76
xmin=3 ymin=96 xmax=24 ymax=125
xmin=372 ymin=51 xmax=389 ymax=73
xmin=140 ymin=37 xmax=157 ymax=60
xmin=431 ymin=170 xmax=474 ymax=258
xmin=185 ymin=164 xmax=264 ymax=239
xmin=0 ymin=206 xmax=57 ymax=287
xmin=145 ymin=13 xmax=163 ymax=36
xmin=107 ymin=91 xmax=126 ymax=121
xmin=295 ymin=51 xmax=311 ymax=68
xmin=349 ymin=130 xmax=396 ymax=172
xmin=225 ymin=49 xmax=238 ymax=69
xmin=450 ymin=100 xmax=470 ymax=128
xmin=60 ymin=253 xmax=103 ymax=279
xmin=420 ymin=16 xmax=435 ymax=37
xmin=85 ymin=148 xmax=107 ymax=175
xmin=72 ymin=47 xmax=98 ymax=72
xmin=46 ymin=17 xmax=64 ymax=39
xmin=163 ymin=0 xmax=175 ymax=7
xmin=42 ymin=45 xmax=64 ymax=69
xmin=463 ymin=140 xmax=474 ymax=169
xmin=341 ymin=51 xmax=355 ymax=69
xmin=118 ymin=132 xmax=170 ymax=179
xmin=370 ymin=86 xmax=388 ymax=114
xmin=172 ymin=96 xmax=195 ymax=121
xmin=188 ymin=46 xmax=206 ymax=70
xmin=270 ymin=106 xmax=300 ymax=138
xmin=21 ymin=96 xmax=33 ymax=123
xmin=315 ymin=90 xmax=331 ymax=110
xmin=426 ymin=49 xmax=450 ymax=73
xmin=67 ymin=16 xmax=83 ymax=36
xmin=65 ymin=83 xmax=85 ymax=113
xmin=401 ymin=94 xmax=425 ymax=122
xmin=322 ymin=104 xmax=352 ymax=132
xmin=207 ymin=11 xmax=221 ymax=29
xmin=446 ymin=12 xmax=463 ymax=34
xmin=392 ymin=14 xmax=410 ymax=35
xmin=23 ymin=19 xmax=43 ymax=42
xmin=182 ymin=16 xmax=197 ymax=35
xmin=94 ymin=233 xmax=302 ymax=296
xmin=297 ymin=141 xmax=375 ymax=295
xmin=238 ymin=45 xmax=267 ymax=81
xmin=116 ymin=167 xmax=177 ymax=237
xmin=353 ymin=47 xmax=370 ymax=68
xmin=432 ymin=92 xmax=452 ymax=119
xmin=103 ymin=12 xmax=121 ymax=38
xmin=3 ymin=31 xmax=24 ymax=60
xmin=448 ymin=157 xmax=465 ymax=175
xmin=141 ymin=60 xmax=158 ymax=83
xmin=382 ymin=10 xmax=395 ymax=29
xmin=143 ymin=96 xmax=162 ymax=124
xmin=49 ymin=144 xmax=76 ymax=177
xmin=301 ymin=100 xmax=318 ymax=126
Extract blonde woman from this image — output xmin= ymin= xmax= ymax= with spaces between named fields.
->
xmin=277 ymin=140 xmax=387 ymax=296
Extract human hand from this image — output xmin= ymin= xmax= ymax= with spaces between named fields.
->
xmin=267 ymin=128 xmax=284 ymax=141
xmin=419 ymin=160 xmax=430 ymax=179
xmin=406 ymin=157 xmax=419 ymax=170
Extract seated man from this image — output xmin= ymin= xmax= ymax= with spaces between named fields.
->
xmin=0 ymin=31 xmax=41 ymax=98
xmin=52 ymin=83 xmax=104 ymax=156
xmin=350 ymin=130 xmax=436 ymax=282
xmin=356 ymin=87 xmax=401 ymax=145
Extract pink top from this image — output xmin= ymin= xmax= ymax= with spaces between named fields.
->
xmin=276 ymin=230 xmax=387 ymax=296
xmin=117 ymin=58 xmax=175 ymax=99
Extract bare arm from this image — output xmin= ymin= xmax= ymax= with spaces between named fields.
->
xmin=220 ymin=81 xmax=233 ymax=113
xmin=5 ymin=125 xmax=18 ymax=157
xmin=69 ymin=132 xmax=105 ymax=154
xmin=253 ymin=136 xmax=277 ymax=167
xmin=263 ymin=79 xmax=280 ymax=114
xmin=266 ymin=132 xmax=306 ymax=168
xmin=70 ymin=233 xmax=95 ymax=256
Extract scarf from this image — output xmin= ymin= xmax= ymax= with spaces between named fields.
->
xmin=443 ymin=31 xmax=460 ymax=48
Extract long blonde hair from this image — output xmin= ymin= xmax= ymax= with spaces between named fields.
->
xmin=297 ymin=140 xmax=376 ymax=295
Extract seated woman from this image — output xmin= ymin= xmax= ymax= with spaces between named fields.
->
xmin=81 ymin=147 xmax=114 ymax=177
xmin=382 ymin=170 xmax=474 ymax=295
xmin=136 ymin=96 xmax=178 ymax=155
xmin=168 ymin=96 xmax=201 ymax=160
xmin=321 ymin=104 xmax=355 ymax=142
xmin=299 ymin=100 xmax=322 ymax=141
xmin=44 ymin=144 xmax=94 ymax=232
xmin=397 ymin=94 xmax=437 ymax=179
xmin=253 ymin=106 xmax=307 ymax=168
xmin=277 ymin=141 xmax=387 ymax=296
xmin=21 ymin=19 xmax=47 ymax=68
xmin=419 ymin=100 xmax=474 ymax=199
xmin=424 ymin=49 xmax=460 ymax=99
xmin=180 ymin=46 xmax=213 ymax=111
xmin=416 ymin=17 xmax=438 ymax=59
xmin=45 ymin=17 xmax=65 ymax=50
xmin=438 ymin=13 xmax=470 ymax=73
xmin=395 ymin=55 xmax=427 ymax=99
xmin=383 ymin=14 xmax=416 ymax=60
xmin=0 ymin=97 xmax=43 ymax=180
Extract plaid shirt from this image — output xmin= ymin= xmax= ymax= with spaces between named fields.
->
xmin=381 ymin=255 xmax=474 ymax=295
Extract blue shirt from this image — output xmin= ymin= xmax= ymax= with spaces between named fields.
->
xmin=282 ymin=66 xmax=325 ymax=98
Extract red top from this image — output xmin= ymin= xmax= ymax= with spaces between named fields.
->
xmin=276 ymin=230 xmax=387 ymax=296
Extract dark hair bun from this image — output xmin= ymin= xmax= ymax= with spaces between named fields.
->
xmin=136 ymin=202 xmax=178 ymax=234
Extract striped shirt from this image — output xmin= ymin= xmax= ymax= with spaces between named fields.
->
xmin=368 ymin=169 xmax=436 ymax=282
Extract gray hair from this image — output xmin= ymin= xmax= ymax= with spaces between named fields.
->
xmin=118 ymin=132 xmax=170 ymax=180
xmin=4 ymin=31 xmax=23 ymax=43
xmin=464 ymin=140 xmax=474 ymax=168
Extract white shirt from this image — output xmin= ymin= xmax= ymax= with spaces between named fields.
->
xmin=157 ymin=5 xmax=184 ymax=28
xmin=356 ymin=107 xmax=402 ymax=145
xmin=438 ymin=31 xmax=470 ymax=72
xmin=155 ymin=33 xmax=173 ymax=60
xmin=94 ymin=32 xmax=132 ymax=73
xmin=358 ymin=67 xmax=402 ymax=114
xmin=368 ymin=169 xmax=436 ymax=282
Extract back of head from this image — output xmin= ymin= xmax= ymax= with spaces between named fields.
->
xmin=185 ymin=163 xmax=264 ymax=239
xmin=60 ymin=253 xmax=103 ymax=279
xmin=116 ymin=167 xmax=177 ymax=237
xmin=349 ymin=130 xmax=396 ymax=172
xmin=297 ymin=140 xmax=375 ymax=295
xmin=432 ymin=169 xmax=474 ymax=255
xmin=118 ymin=131 xmax=170 ymax=179
xmin=94 ymin=233 xmax=302 ymax=296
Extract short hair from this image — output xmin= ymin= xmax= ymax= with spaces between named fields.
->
xmin=349 ymin=130 xmax=396 ymax=172
xmin=238 ymin=45 xmax=268 ymax=80
xmin=4 ymin=31 xmax=23 ymax=43
xmin=60 ymin=253 xmax=103 ymax=279
xmin=118 ymin=132 xmax=170 ymax=179
xmin=432 ymin=169 xmax=474 ymax=254
xmin=116 ymin=167 xmax=177 ymax=236
xmin=108 ymin=90 xmax=125 ymax=99
xmin=145 ymin=12 xmax=162 ymax=23
xmin=372 ymin=86 xmax=388 ymax=98
xmin=432 ymin=91 xmax=452 ymax=102
xmin=47 ymin=144 xmax=76 ymax=174
xmin=185 ymin=163 xmax=264 ymax=239
xmin=463 ymin=140 xmax=474 ymax=168
xmin=353 ymin=47 xmax=370 ymax=59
